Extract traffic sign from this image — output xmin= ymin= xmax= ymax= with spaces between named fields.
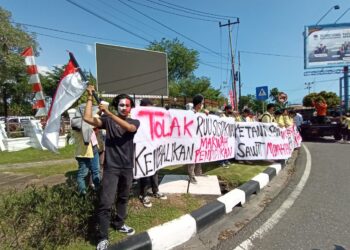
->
xmin=256 ymin=86 xmax=268 ymax=101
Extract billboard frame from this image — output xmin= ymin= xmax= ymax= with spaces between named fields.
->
xmin=304 ymin=22 xmax=350 ymax=69
xmin=95 ymin=42 xmax=169 ymax=97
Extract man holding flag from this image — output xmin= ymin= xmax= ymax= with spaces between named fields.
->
xmin=83 ymin=85 xmax=140 ymax=250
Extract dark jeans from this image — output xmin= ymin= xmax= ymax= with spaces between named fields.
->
xmin=76 ymin=146 xmax=100 ymax=194
xmin=97 ymin=168 xmax=133 ymax=241
xmin=139 ymin=171 xmax=159 ymax=197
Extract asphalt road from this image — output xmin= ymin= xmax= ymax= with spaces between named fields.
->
xmin=218 ymin=141 xmax=350 ymax=250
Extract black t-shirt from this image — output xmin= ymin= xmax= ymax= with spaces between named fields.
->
xmin=101 ymin=116 xmax=140 ymax=169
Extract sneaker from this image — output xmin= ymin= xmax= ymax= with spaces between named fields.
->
xmin=197 ymin=173 xmax=208 ymax=177
xmin=189 ymin=176 xmax=197 ymax=184
xmin=117 ymin=224 xmax=135 ymax=236
xmin=96 ymin=239 xmax=109 ymax=250
xmin=153 ymin=192 xmax=167 ymax=200
xmin=139 ymin=195 xmax=152 ymax=208
xmin=221 ymin=162 xmax=229 ymax=169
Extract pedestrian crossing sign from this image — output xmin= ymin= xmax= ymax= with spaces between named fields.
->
xmin=256 ymin=86 xmax=268 ymax=101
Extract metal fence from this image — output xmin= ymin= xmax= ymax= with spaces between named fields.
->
xmin=0 ymin=116 xmax=70 ymax=138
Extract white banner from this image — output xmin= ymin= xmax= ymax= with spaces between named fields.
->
xmin=132 ymin=107 xmax=236 ymax=178
xmin=235 ymin=122 xmax=301 ymax=160
xmin=131 ymin=107 xmax=302 ymax=178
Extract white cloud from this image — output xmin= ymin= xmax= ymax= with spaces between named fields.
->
xmin=86 ymin=45 xmax=94 ymax=54
xmin=37 ymin=65 xmax=51 ymax=75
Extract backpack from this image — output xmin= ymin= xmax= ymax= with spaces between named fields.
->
xmin=258 ymin=113 xmax=271 ymax=122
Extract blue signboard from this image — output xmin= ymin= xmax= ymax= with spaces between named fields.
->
xmin=256 ymin=86 xmax=268 ymax=101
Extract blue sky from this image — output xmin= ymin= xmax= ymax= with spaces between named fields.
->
xmin=2 ymin=0 xmax=350 ymax=104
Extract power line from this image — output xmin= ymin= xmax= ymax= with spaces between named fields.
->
xmin=199 ymin=60 xmax=228 ymax=70
xmin=12 ymin=21 xmax=146 ymax=47
xmin=240 ymin=50 xmax=302 ymax=59
xmin=98 ymin=0 xmax=174 ymax=40
xmin=88 ymin=0 xmax=157 ymax=41
xmin=65 ymin=0 xmax=152 ymax=43
xmin=124 ymin=0 xmax=219 ymax=23
xmin=119 ymin=0 xmax=222 ymax=57
xmin=34 ymin=32 xmax=91 ymax=45
xmin=26 ymin=29 xmax=225 ymax=73
xmin=157 ymin=0 xmax=238 ymax=19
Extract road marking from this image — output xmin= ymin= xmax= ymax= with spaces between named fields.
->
xmin=233 ymin=144 xmax=312 ymax=250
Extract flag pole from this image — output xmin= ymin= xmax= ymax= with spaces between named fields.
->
xmin=68 ymin=51 xmax=101 ymax=104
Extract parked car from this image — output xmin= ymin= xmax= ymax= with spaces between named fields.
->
xmin=6 ymin=116 xmax=35 ymax=131
xmin=296 ymin=108 xmax=343 ymax=140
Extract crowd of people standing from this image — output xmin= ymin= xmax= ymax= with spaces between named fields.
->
xmin=70 ymin=87 xmax=350 ymax=250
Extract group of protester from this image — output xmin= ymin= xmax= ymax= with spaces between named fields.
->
xmin=71 ymin=86 xmax=350 ymax=250
xmin=218 ymin=102 xmax=303 ymax=130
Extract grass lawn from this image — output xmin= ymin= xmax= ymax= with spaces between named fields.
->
xmin=60 ymin=194 xmax=205 ymax=250
xmin=0 ymin=146 xmax=270 ymax=249
xmin=0 ymin=163 xmax=78 ymax=177
xmin=0 ymin=144 xmax=75 ymax=165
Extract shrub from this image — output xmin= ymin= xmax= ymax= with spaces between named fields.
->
xmin=0 ymin=182 xmax=98 ymax=249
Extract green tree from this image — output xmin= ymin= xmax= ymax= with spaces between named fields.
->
xmin=41 ymin=66 xmax=97 ymax=108
xmin=0 ymin=7 xmax=39 ymax=115
xmin=147 ymin=38 xmax=199 ymax=82
xmin=269 ymin=87 xmax=288 ymax=109
xmin=239 ymin=94 xmax=267 ymax=113
xmin=303 ymin=91 xmax=340 ymax=108
xmin=171 ymin=75 xmax=223 ymax=101
xmin=40 ymin=66 xmax=65 ymax=98
xmin=269 ymin=87 xmax=279 ymax=103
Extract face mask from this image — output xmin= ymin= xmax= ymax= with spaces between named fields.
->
xmin=117 ymin=98 xmax=131 ymax=117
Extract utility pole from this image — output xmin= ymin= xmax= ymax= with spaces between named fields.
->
xmin=219 ymin=18 xmax=240 ymax=111
xmin=344 ymin=66 xmax=349 ymax=111
xmin=305 ymin=82 xmax=314 ymax=94
xmin=238 ymin=51 xmax=242 ymax=109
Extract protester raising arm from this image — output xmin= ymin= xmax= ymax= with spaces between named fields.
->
xmin=83 ymin=85 xmax=137 ymax=132
xmin=83 ymin=85 xmax=103 ymax=128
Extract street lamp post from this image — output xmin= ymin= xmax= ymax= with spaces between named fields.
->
xmin=335 ymin=7 xmax=350 ymax=23
xmin=316 ymin=5 xmax=340 ymax=25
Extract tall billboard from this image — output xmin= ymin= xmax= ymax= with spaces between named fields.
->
xmin=96 ymin=43 xmax=168 ymax=96
xmin=304 ymin=23 xmax=350 ymax=69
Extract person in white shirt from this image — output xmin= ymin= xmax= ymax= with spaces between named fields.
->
xmin=290 ymin=110 xmax=303 ymax=132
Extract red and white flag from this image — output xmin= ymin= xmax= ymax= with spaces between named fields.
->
xmin=229 ymin=90 xmax=235 ymax=110
xmin=21 ymin=47 xmax=48 ymax=117
xmin=42 ymin=59 xmax=87 ymax=152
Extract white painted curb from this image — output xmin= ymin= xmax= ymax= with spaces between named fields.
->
xmin=217 ymin=188 xmax=246 ymax=214
xmin=252 ymin=173 xmax=270 ymax=189
xmin=147 ymin=214 xmax=197 ymax=250
xmin=269 ymin=163 xmax=282 ymax=174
